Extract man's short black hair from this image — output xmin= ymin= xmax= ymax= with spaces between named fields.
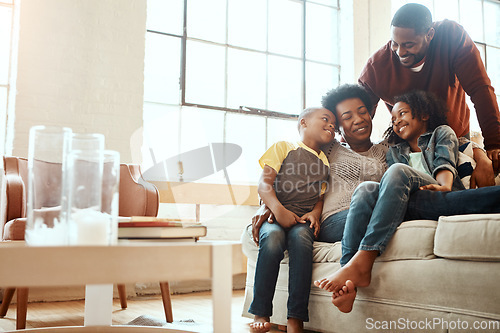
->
xmin=391 ymin=3 xmax=433 ymax=35
xmin=321 ymin=84 xmax=373 ymax=132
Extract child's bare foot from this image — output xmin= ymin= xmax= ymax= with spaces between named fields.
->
xmin=249 ymin=316 xmax=271 ymax=332
xmin=332 ymin=280 xmax=356 ymax=313
xmin=287 ymin=317 xmax=304 ymax=333
xmin=313 ymin=250 xmax=377 ymax=292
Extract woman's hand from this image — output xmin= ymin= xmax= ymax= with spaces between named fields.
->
xmin=251 ymin=204 xmax=272 ymax=245
xmin=301 ymin=211 xmax=321 ymax=238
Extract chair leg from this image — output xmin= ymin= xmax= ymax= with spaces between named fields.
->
xmin=159 ymin=282 xmax=173 ymax=323
xmin=16 ymin=287 xmax=29 ymax=330
xmin=0 ymin=288 xmax=15 ymax=317
xmin=117 ymin=284 xmax=127 ymax=309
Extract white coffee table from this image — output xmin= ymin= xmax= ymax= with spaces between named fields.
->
xmin=0 ymin=241 xmax=244 ymax=332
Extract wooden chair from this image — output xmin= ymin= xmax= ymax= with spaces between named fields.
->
xmin=0 ymin=156 xmax=173 ymax=329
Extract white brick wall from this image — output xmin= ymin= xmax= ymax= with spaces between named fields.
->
xmin=12 ymin=0 xmax=146 ymax=163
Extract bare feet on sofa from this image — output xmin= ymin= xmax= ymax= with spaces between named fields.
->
xmin=313 ymin=250 xmax=377 ymax=292
xmin=332 ymin=280 xmax=356 ymax=313
xmin=287 ymin=317 xmax=304 ymax=333
xmin=249 ymin=316 xmax=271 ymax=332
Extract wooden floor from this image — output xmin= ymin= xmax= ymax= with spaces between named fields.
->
xmin=0 ymin=290 xmax=287 ymax=333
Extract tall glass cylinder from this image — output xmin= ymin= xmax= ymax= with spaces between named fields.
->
xmin=26 ymin=126 xmax=72 ymax=246
xmin=67 ymin=133 xmax=106 ymax=245
xmin=102 ymin=150 xmax=120 ymax=244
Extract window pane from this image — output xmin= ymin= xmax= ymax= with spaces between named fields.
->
xmin=459 ymin=0 xmax=484 ymax=42
xmin=185 ymin=41 xmax=226 ymax=106
xmin=305 ymin=62 xmax=339 ymax=107
xmin=227 ymin=48 xmax=266 ymax=109
xmin=486 ymin=46 xmax=500 ymax=93
xmin=228 ymin=0 xmax=267 ymax=51
xmin=179 ymin=107 xmax=225 ymax=183
xmin=476 ymin=42 xmax=486 ymax=65
xmin=268 ymin=0 xmax=302 ymax=57
xmin=267 ymin=55 xmax=302 ymax=114
xmin=410 ymin=0 xmax=434 ymax=13
xmin=0 ymin=0 xmax=13 ymax=4
xmin=147 ymin=0 xmax=183 ymax=35
xmin=434 ymin=0 xmax=458 ymax=21
xmin=187 ymin=0 xmax=226 ymax=43
xmin=484 ymin=0 xmax=500 ymax=47
xmin=306 ymin=3 xmax=338 ymax=64
xmin=142 ymin=103 xmax=181 ymax=179
xmin=267 ymin=118 xmax=300 ymax=148
xmin=0 ymin=6 xmax=12 ymax=85
xmin=144 ymin=33 xmax=181 ymax=104
xmin=309 ymin=0 xmax=338 ymax=7
xmin=225 ymin=113 xmax=266 ymax=184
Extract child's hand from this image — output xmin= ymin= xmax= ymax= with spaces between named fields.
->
xmin=301 ymin=211 xmax=321 ymax=238
xmin=274 ymin=207 xmax=303 ymax=229
xmin=419 ymin=184 xmax=451 ymax=192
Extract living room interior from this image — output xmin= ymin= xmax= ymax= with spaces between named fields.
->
xmin=0 ymin=0 xmax=499 ymax=332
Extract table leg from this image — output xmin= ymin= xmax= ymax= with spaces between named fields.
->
xmin=84 ymin=284 xmax=113 ymax=326
xmin=212 ymin=243 xmax=232 ymax=333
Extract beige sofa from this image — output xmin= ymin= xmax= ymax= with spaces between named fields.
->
xmin=241 ymin=213 xmax=500 ymax=332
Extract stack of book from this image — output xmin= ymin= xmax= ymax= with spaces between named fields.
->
xmin=118 ymin=217 xmax=207 ymax=242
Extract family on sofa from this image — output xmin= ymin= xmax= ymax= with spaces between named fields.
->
xmin=245 ymin=3 xmax=500 ymax=332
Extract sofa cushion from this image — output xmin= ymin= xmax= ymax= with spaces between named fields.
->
xmin=241 ymin=219 xmax=437 ymax=264
xmin=241 ymin=224 xmax=343 ymax=264
xmin=378 ymin=220 xmax=437 ymax=261
xmin=434 ymin=213 xmax=500 ymax=261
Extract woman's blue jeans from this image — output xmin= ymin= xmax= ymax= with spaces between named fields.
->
xmin=341 ymin=163 xmax=436 ymax=265
xmin=248 ymin=220 xmax=314 ymax=322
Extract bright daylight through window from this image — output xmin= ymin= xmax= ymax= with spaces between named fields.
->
xmin=143 ymin=0 xmax=341 ymax=185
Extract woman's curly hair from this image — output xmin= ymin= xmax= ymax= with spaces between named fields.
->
xmin=384 ymin=90 xmax=449 ymax=144
xmin=322 ymin=84 xmax=374 ymax=133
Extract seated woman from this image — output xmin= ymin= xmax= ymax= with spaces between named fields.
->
xmin=313 ymin=88 xmax=500 ymax=313
xmin=251 ymin=84 xmax=500 ymax=324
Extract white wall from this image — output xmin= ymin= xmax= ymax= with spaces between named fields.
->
xmin=352 ymin=0 xmax=393 ymax=140
xmin=11 ymin=0 xmax=146 ymax=163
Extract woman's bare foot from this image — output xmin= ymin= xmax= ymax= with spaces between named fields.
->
xmin=313 ymin=250 xmax=377 ymax=292
xmin=249 ymin=315 xmax=271 ymax=332
xmin=287 ymin=317 xmax=304 ymax=333
xmin=332 ymin=280 xmax=356 ymax=313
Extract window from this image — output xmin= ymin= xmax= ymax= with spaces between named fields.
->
xmin=0 ymin=0 xmax=15 ymax=156
xmin=391 ymin=0 xmax=500 ymax=134
xmin=144 ymin=0 xmax=342 ymax=184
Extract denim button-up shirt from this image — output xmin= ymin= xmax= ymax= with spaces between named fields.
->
xmin=386 ymin=125 xmax=465 ymax=191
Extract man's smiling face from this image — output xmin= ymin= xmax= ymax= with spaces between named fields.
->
xmin=391 ymin=26 xmax=434 ymax=68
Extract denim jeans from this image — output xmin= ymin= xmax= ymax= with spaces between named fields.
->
xmin=341 ymin=163 xmax=436 ymax=265
xmin=317 ymin=208 xmax=349 ymax=244
xmin=406 ymin=185 xmax=500 ymax=220
xmin=248 ymin=220 xmax=315 ymax=322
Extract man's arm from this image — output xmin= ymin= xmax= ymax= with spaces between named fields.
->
xmin=450 ymin=22 xmax=500 ymax=154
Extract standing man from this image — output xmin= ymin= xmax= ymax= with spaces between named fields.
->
xmin=358 ymin=3 xmax=500 ymax=182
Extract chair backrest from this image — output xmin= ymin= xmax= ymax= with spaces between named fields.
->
xmin=1 ymin=156 xmax=159 ymax=240
xmin=119 ymin=164 xmax=159 ymax=217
